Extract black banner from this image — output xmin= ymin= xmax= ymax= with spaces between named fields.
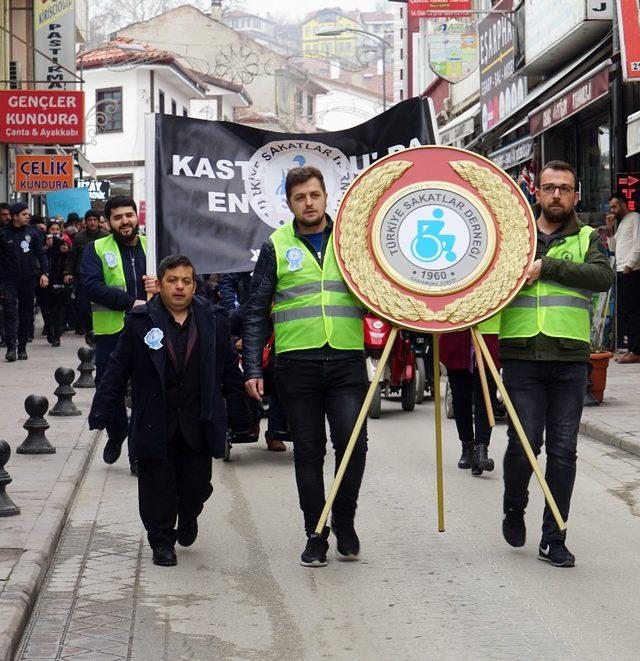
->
xmin=152 ymin=97 xmax=436 ymax=274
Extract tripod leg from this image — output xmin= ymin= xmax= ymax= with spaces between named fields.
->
xmin=433 ymin=335 xmax=445 ymax=532
xmin=471 ymin=327 xmax=566 ymax=532
xmin=314 ymin=327 xmax=399 ymax=535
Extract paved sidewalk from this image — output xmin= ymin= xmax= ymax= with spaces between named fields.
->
xmin=0 ymin=333 xmax=101 ymax=661
xmin=580 ymin=355 xmax=640 ymax=458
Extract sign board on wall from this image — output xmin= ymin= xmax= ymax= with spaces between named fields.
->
xmin=615 ymin=173 xmax=640 ymax=211
xmin=617 ymin=0 xmax=640 ymax=81
xmin=34 ymin=0 xmax=77 ymax=89
xmin=479 ymin=0 xmax=527 ymax=132
xmin=15 ymin=155 xmax=74 ymax=192
xmin=428 ymin=18 xmax=479 ymax=83
xmin=488 ymin=137 xmax=534 ymax=171
xmin=628 ymin=112 xmax=640 ymax=157
xmin=0 ymin=91 xmax=84 ymax=144
xmin=45 ymin=187 xmax=91 ymax=218
xmin=529 ymin=68 xmax=609 ymax=137
xmin=76 ymin=178 xmax=111 ymax=201
xmin=409 ymin=0 xmax=471 ymax=18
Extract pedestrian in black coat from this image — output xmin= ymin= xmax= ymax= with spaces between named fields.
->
xmin=89 ymin=255 xmax=251 ymax=566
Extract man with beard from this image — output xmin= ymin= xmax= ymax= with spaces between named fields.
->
xmin=81 ymin=196 xmax=155 ymax=474
xmin=499 ymin=160 xmax=613 ymax=568
xmin=606 ymin=193 xmax=640 ymax=363
xmin=243 ymin=166 xmax=367 ymax=567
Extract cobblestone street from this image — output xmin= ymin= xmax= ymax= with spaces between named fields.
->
xmin=14 ymin=390 xmax=640 ymax=660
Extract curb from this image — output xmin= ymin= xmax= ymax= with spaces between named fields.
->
xmin=0 ymin=427 xmax=102 ymax=661
xmin=580 ymin=418 xmax=640 ymax=459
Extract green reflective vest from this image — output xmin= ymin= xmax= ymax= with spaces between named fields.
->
xmin=270 ymin=222 xmax=363 ymax=353
xmin=499 ymin=226 xmax=593 ymax=343
xmin=477 ymin=312 xmax=501 ymax=334
xmin=92 ymin=234 xmax=147 ymax=336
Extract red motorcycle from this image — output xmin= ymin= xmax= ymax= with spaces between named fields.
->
xmin=363 ymin=313 xmax=416 ymax=418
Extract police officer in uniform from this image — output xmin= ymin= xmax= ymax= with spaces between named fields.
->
xmin=243 ymin=166 xmax=367 ymax=567
xmin=80 ymin=195 xmax=154 ymax=473
xmin=499 ymin=161 xmax=614 ymax=567
xmin=0 ymin=202 xmax=48 ymax=361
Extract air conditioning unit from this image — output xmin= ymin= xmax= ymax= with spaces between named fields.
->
xmin=9 ymin=61 xmax=21 ymax=89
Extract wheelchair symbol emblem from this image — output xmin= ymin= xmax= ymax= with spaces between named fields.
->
xmin=410 ymin=208 xmax=457 ymax=264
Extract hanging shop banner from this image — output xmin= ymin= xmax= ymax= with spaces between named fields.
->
xmin=76 ymin=178 xmax=111 ymax=201
xmin=45 ymin=187 xmax=91 ymax=218
xmin=487 ymin=137 xmax=534 ymax=171
xmin=34 ymin=0 xmax=77 ymax=89
xmin=15 ymin=155 xmax=74 ymax=192
xmin=615 ymin=173 xmax=640 ymax=212
xmin=149 ymin=97 xmax=436 ymax=274
xmin=0 ymin=90 xmax=84 ymax=144
xmin=529 ymin=68 xmax=609 ymax=137
xmin=479 ymin=0 xmax=528 ymax=132
xmin=428 ymin=18 xmax=479 ymax=84
xmin=409 ymin=0 xmax=472 ymax=18
xmin=617 ymin=0 xmax=640 ymax=81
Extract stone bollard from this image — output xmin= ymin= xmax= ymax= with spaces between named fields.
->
xmin=49 ymin=367 xmax=82 ymax=417
xmin=0 ymin=440 xmax=20 ymax=516
xmin=17 ymin=395 xmax=56 ymax=454
xmin=73 ymin=346 xmax=96 ymax=389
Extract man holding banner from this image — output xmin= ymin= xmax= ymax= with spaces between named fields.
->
xmin=80 ymin=195 xmax=155 ymax=475
xmin=243 ymin=166 xmax=367 ymax=568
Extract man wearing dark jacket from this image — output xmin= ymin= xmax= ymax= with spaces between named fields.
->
xmin=89 ymin=255 xmax=251 ymax=566
xmin=500 ymin=160 xmax=614 ymax=568
xmin=80 ymin=195 xmax=154 ymax=473
xmin=64 ymin=209 xmax=109 ymax=333
xmin=0 ymin=202 xmax=49 ymax=361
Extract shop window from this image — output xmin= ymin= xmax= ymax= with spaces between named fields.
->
xmin=105 ymin=175 xmax=134 ymax=199
xmin=579 ymin=116 xmax=611 ymax=216
xmin=171 ymin=99 xmax=177 ymax=115
xmin=159 ymin=90 xmax=165 ymax=114
xmin=95 ymin=88 xmax=122 ymax=133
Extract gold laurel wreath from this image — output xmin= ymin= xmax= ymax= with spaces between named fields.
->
xmin=338 ymin=159 xmax=531 ymax=323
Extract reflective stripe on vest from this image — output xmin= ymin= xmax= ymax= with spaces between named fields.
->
xmin=499 ymin=226 xmax=593 ymax=343
xmin=270 ymin=223 xmax=364 ymax=353
xmin=92 ymin=234 xmax=147 ymax=336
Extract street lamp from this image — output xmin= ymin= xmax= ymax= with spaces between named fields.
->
xmin=316 ymin=28 xmax=391 ymax=111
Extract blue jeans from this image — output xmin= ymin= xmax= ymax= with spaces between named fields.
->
xmin=502 ymin=360 xmax=588 ymax=542
xmin=275 ymin=356 xmax=368 ymax=534
xmin=94 ymin=332 xmax=129 ymax=454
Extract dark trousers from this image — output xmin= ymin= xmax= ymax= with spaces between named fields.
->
xmin=618 ymin=271 xmax=640 ymax=354
xmin=448 ymin=368 xmax=497 ymax=446
xmin=74 ymin=282 xmax=92 ymax=332
xmin=3 ymin=278 xmax=36 ymax=350
xmin=502 ymin=360 xmax=588 ymax=542
xmin=275 ymin=356 xmax=368 ymax=534
xmin=137 ymin=432 xmax=213 ymax=548
xmin=94 ymin=332 xmax=129 ymax=451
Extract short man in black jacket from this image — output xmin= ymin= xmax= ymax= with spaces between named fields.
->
xmin=89 ymin=255 xmax=251 ymax=566
xmin=0 ymin=202 xmax=49 ymax=361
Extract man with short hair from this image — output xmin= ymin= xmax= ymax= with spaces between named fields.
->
xmin=81 ymin=196 xmax=155 ymax=474
xmin=0 ymin=202 xmax=49 ymax=361
xmin=89 ymin=255 xmax=251 ymax=566
xmin=0 ymin=203 xmax=10 ymax=226
xmin=606 ymin=194 xmax=640 ymax=363
xmin=65 ymin=209 xmax=109 ymax=333
xmin=500 ymin=160 xmax=614 ymax=567
xmin=243 ymin=166 xmax=368 ymax=567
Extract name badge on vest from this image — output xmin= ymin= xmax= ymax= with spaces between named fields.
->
xmin=104 ymin=251 xmax=118 ymax=268
xmin=144 ymin=328 xmax=164 ymax=350
xmin=285 ymin=247 xmax=304 ymax=272
xmin=20 ymin=240 xmax=30 ymax=253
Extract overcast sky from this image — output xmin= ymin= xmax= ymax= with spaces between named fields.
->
xmin=241 ymin=0 xmax=382 ymax=21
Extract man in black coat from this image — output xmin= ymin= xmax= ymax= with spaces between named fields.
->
xmin=89 ymin=254 xmax=251 ymax=567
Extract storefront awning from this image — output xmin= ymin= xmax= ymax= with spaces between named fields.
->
xmin=628 ymin=111 xmax=640 ymax=158
xmin=466 ymin=36 xmax=611 ymax=151
xmin=438 ymin=103 xmax=480 ymax=146
xmin=487 ymin=136 xmax=534 ymax=171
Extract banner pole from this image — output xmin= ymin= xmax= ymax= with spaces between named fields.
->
xmin=432 ymin=335 xmax=445 ymax=532
xmin=144 ymin=113 xmax=157 ymax=279
xmin=314 ymin=326 xmax=399 ymax=535
xmin=471 ymin=327 xmax=566 ymax=531
xmin=470 ymin=328 xmax=495 ymax=428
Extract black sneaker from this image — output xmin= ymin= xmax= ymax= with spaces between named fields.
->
xmin=331 ymin=520 xmax=360 ymax=561
xmin=103 ymin=439 xmax=123 ymax=464
xmin=538 ymin=539 xmax=575 ymax=567
xmin=300 ymin=531 xmax=329 ymax=567
xmin=17 ymin=350 xmax=28 ymax=360
xmin=502 ymin=508 xmax=526 ymax=547
xmin=177 ymin=519 xmax=198 ymax=547
xmin=5 ymin=348 xmax=16 ymax=362
xmin=152 ymin=546 xmax=177 ymax=567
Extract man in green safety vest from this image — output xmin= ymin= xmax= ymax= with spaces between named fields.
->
xmin=500 ymin=160 xmax=614 ymax=568
xmin=243 ymin=166 xmax=367 ymax=568
xmin=80 ymin=196 xmax=156 ymax=475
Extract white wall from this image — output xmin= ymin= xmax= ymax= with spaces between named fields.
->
xmin=315 ymin=85 xmax=382 ymax=131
